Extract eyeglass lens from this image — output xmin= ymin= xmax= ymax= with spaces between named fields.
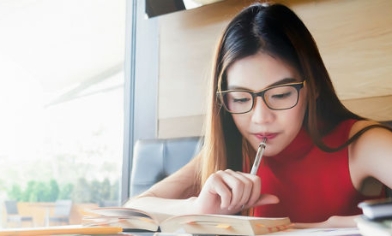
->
xmin=223 ymin=85 xmax=299 ymax=113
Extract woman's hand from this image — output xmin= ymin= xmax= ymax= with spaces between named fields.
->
xmin=294 ymin=215 xmax=359 ymax=228
xmin=191 ymin=169 xmax=279 ymax=215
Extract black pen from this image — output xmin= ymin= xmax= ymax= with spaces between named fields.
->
xmin=250 ymin=137 xmax=267 ymax=175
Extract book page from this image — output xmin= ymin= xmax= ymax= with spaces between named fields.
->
xmin=85 ymin=207 xmax=173 ymax=223
xmin=160 ymin=214 xmax=291 ymax=235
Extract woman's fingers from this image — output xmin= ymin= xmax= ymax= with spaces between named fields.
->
xmin=241 ymin=172 xmax=263 ymax=207
xmin=224 ymin=170 xmax=266 ymax=209
xmin=205 ymin=171 xmax=233 ymax=208
xmin=207 ymin=169 xmax=264 ymax=210
xmin=222 ymin=170 xmax=252 ymax=209
xmin=199 ymin=169 xmax=279 ymax=214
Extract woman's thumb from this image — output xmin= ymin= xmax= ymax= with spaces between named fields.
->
xmin=255 ymin=194 xmax=279 ymax=206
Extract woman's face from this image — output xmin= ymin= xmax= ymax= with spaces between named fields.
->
xmin=226 ymin=52 xmax=308 ymax=156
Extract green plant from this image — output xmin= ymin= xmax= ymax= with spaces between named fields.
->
xmin=8 ymin=184 xmax=23 ymax=201
xmin=7 ymin=177 xmax=119 ymax=204
xmin=7 ymin=179 xmax=59 ymax=202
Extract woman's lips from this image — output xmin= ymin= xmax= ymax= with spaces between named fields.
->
xmin=255 ymin=133 xmax=277 ymax=141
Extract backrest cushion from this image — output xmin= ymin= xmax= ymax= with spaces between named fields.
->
xmin=130 ymin=136 xmax=202 ymax=197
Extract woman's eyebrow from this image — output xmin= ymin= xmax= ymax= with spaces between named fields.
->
xmin=269 ymin=78 xmax=298 ymax=86
xmin=228 ymin=77 xmax=298 ymax=90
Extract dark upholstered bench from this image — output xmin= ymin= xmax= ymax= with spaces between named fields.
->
xmin=129 ymin=136 xmax=203 ymax=197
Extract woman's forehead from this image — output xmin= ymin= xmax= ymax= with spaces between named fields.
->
xmin=226 ymin=53 xmax=301 ymax=90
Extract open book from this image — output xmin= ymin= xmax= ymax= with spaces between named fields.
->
xmin=82 ymin=207 xmax=292 ymax=235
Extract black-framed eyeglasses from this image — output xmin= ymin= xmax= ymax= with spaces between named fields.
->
xmin=217 ymin=81 xmax=306 ymax=114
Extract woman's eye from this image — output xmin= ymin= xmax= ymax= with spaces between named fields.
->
xmin=271 ymin=92 xmax=292 ymax=99
xmin=233 ymin=97 xmax=250 ymax=103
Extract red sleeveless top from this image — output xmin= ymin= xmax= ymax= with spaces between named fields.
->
xmin=252 ymin=119 xmax=385 ymax=222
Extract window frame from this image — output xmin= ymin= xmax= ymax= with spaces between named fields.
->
xmin=122 ymin=0 xmax=159 ymax=203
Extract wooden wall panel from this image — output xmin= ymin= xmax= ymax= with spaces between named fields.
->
xmin=288 ymin=0 xmax=392 ymax=100
xmin=157 ymin=0 xmax=392 ymax=138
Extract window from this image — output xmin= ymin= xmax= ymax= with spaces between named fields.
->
xmin=0 ymin=0 xmax=125 ymax=227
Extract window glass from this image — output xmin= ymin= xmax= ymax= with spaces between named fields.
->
xmin=0 ymin=1 xmax=125 ymax=228
xmin=0 ymin=69 xmax=124 ymax=227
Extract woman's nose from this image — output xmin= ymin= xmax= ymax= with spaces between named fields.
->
xmin=251 ymin=97 xmax=274 ymax=124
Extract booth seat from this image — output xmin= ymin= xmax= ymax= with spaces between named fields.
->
xmin=129 ymin=136 xmax=203 ymax=197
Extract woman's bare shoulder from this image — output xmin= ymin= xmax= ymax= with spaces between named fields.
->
xmin=349 ymin=119 xmax=392 ymax=157
xmin=348 ymin=120 xmax=392 ymax=143
xmin=350 ymin=119 xmax=382 ymax=135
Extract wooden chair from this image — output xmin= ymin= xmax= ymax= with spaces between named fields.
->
xmin=48 ymin=200 xmax=73 ymax=226
xmin=4 ymin=200 xmax=34 ymax=228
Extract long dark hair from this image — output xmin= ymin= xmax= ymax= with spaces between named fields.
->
xmin=200 ymin=3 xmax=390 ymax=181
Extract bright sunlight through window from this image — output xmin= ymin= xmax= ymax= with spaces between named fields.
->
xmin=0 ymin=0 xmax=125 ymax=228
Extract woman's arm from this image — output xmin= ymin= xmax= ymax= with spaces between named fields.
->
xmin=294 ymin=215 xmax=358 ymax=228
xmin=124 ymin=155 xmax=279 ymax=215
xmin=293 ymin=121 xmax=392 ymax=228
xmin=296 ymin=121 xmax=392 ymax=229
xmin=123 ymin=156 xmax=200 ymax=214
xmin=349 ymin=120 xmax=392 ymax=194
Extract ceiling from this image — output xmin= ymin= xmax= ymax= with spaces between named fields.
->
xmin=0 ymin=0 xmax=126 ymax=104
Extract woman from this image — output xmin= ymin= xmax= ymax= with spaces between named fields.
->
xmin=125 ymin=3 xmax=392 ymax=227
